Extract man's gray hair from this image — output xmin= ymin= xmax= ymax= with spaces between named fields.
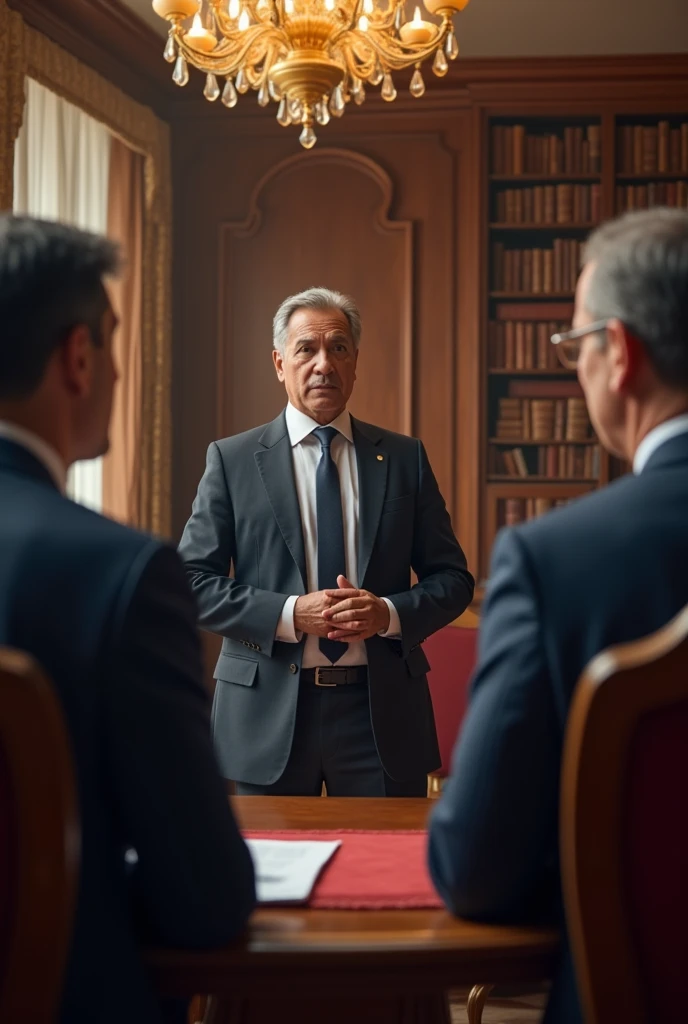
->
xmin=582 ymin=207 xmax=688 ymax=387
xmin=272 ymin=287 xmax=362 ymax=354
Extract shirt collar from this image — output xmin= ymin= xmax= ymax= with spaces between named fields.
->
xmin=285 ymin=403 xmax=353 ymax=446
xmin=633 ymin=413 xmax=688 ymax=475
xmin=0 ymin=421 xmax=67 ymax=493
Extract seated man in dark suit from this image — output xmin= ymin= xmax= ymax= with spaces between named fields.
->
xmin=428 ymin=207 xmax=688 ymax=1024
xmin=0 ymin=215 xmax=255 ymax=1024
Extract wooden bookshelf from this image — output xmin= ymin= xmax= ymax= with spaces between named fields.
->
xmin=482 ymin=115 xmax=608 ymax=575
xmin=490 ymin=223 xmax=597 ymax=230
xmin=617 ymin=172 xmax=688 ymax=181
xmin=615 ymin=115 xmax=688 ymax=214
xmin=477 ymin=108 xmax=688 ymax=581
xmin=490 ymin=292 xmax=575 ymax=299
xmin=490 ymin=174 xmax=601 ymax=182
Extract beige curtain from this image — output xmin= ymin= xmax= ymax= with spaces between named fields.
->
xmin=102 ymin=137 xmax=143 ymax=526
xmin=13 ymin=77 xmax=111 ymax=512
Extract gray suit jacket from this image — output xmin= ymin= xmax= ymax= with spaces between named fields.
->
xmin=178 ymin=410 xmax=474 ymax=785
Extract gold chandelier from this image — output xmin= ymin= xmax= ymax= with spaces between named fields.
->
xmin=152 ymin=0 xmax=471 ymax=148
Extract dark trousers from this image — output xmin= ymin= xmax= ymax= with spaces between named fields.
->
xmin=235 ymin=680 xmax=427 ymax=797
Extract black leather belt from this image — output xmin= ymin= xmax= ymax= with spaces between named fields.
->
xmin=301 ymin=666 xmax=368 ymax=687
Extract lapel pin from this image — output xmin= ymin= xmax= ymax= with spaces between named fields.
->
xmin=377 ymin=454 xmax=384 ymax=461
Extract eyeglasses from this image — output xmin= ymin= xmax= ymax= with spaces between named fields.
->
xmin=550 ymin=319 xmax=610 ymax=369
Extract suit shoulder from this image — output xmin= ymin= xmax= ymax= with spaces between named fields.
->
xmin=510 ymin=471 xmax=641 ymax=553
xmin=212 ymin=421 xmax=274 ymax=454
xmin=37 ymin=492 xmax=168 ymax=574
xmin=355 ymin=419 xmax=421 ymax=451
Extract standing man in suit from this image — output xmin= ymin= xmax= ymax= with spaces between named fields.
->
xmin=179 ymin=287 xmax=474 ymax=796
xmin=429 ymin=207 xmax=688 ymax=1024
xmin=0 ymin=215 xmax=255 ymax=1024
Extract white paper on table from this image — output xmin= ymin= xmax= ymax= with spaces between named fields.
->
xmin=246 ymin=838 xmax=342 ymax=904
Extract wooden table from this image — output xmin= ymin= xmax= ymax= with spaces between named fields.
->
xmin=145 ymin=798 xmax=559 ymax=1024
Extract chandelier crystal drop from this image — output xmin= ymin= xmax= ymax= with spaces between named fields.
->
xmin=203 ymin=71 xmax=221 ymax=99
xmin=445 ymin=27 xmax=459 ymax=59
xmin=380 ymin=72 xmax=396 ymax=101
xmin=221 ymin=76 xmax=238 ymax=106
xmin=172 ymin=53 xmax=189 ymax=86
xmin=315 ymin=98 xmax=331 ymax=125
xmin=409 ymin=67 xmax=425 ymax=97
xmin=276 ymin=95 xmax=292 ymax=124
xmin=163 ymin=33 xmax=177 ymax=62
xmin=152 ymin=0 xmax=472 ymax=148
xmin=432 ymin=46 xmax=448 ymax=76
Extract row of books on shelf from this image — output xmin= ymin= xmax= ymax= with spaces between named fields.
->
xmin=494 ymin=184 xmax=601 ymax=225
xmin=496 ymin=395 xmax=591 ymax=442
xmin=616 ymin=181 xmax=688 ymax=213
xmin=491 ymin=444 xmax=601 ymax=480
xmin=499 ymin=497 xmax=571 ymax=528
xmin=617 ymin=122 xmax=688 ymax=175
xmin=488 ymin=319 xmax=567 ymax=370
xmin=492 ymin=240 xmax=582 ymax=294
xmin=491 ymin=124 xmax=601 ymax=176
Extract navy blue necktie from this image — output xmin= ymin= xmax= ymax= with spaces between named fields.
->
xmin=313 ymin=426 xmax=347 ymax=664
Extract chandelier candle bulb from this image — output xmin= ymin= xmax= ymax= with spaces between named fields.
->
xmin=229 ymin=0 xmax=241 ymax=15
xmin=185 ymin=12 xmax=217 ymax=51
xmin=424 ymin=0 xmax=470 ymax=12
xmin=399 ymin=7 xmax=436 ymax=45
xmin=238 ymin=8 xmax=250 ymax=29
xmin=152 ymin=0 xmax=198 ymax=18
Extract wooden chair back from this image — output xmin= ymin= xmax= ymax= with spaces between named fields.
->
xmin=561 ymin=603 xmax=688 ymax=1024
xmin=0 ymin=648 xmax=80 ymax=1021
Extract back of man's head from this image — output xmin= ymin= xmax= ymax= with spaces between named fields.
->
xmin=582 ymin=208 xmax=688 ymax=388
xmin=0 ymin=215 xmax=120 ymax=401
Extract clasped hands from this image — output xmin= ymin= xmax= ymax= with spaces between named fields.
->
xmin=293 ymin=575 xmax=390 ymax=643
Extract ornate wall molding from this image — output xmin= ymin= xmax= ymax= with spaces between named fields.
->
xmin=0 ymin=1 xmax=26 ymax=209
xmin=0 ymin=0 xmax=171 ymax=536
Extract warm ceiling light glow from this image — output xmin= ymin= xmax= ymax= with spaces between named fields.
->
xmin=154 ymin=0 xmax=470 ymax=148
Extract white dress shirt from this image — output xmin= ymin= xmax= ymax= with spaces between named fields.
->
xmin=633 ymin=413 xmax=688 ymax=474
xmin=276 ymin=403 xmax=401 ymax=667
xmin=0 ymin=420 xmax=66 ymax=493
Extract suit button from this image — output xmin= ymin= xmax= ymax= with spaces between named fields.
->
xmin=255 ymin=645 xmax=261 ymax=652
xmin=289 ymin=663 xmax=298 ymax=673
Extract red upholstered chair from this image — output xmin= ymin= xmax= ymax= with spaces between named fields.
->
xmin=424 ymin=621 xmax=478 ymax=794
xmin=0 ymin=648 xmax=80 ymax=1022
xmin=561 ymin=602 xmax=688 ymax=1024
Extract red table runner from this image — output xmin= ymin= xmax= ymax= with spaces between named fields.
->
xmin=245 ymin=829 xmax=443 ymax=909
